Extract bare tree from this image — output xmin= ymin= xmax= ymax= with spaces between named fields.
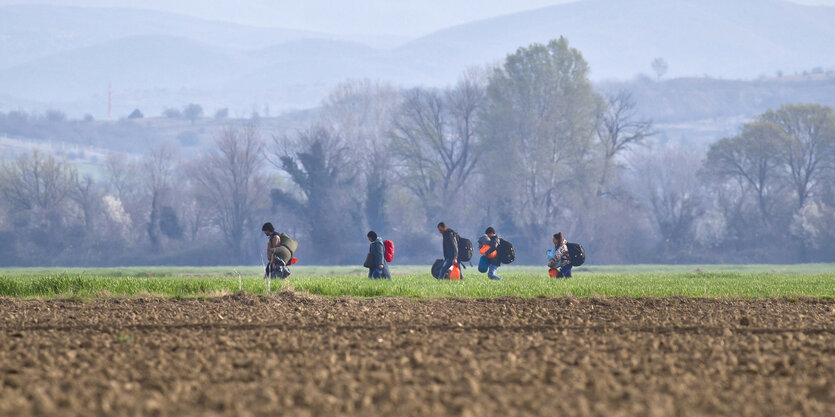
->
xmin=703 ymin=121 xmax=785 ymax=226
xmin=71 ymin=174 xmax=101 ymax=234
xmin=0 ymin=151 xmax=79 ymax=260
xmin=190 ymin=126 xmax=264 ymax=263
xmin=103 ymin=152 xmax=140 ymax=201
xmin=627 ymin=146 xmax=705 ymax=256
xmin=0 ymin=150 xmax=76 ymax=226
xmin=142 ymin=146 xmax=177 ymax=252
xmin=761 ymin=104 xmax=835 ymax=208
xmin=390 ymin=72 xmax=485 ymax=221
xmin=320 ymin=79 xmax=399 ymax=232
xmin=596 ymin=90 xmax=655 ymax=190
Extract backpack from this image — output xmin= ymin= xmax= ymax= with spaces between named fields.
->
xmin=566 ymin=242 xmax=585 ymax=266
xmin=457 ymin=237 xmax=473 ymax=262
xmin=431 ymin=259 xmax=444 ymax=279
xmin=383 ymin=240 xmax=394 ymax=263
xmin=497 ymin=240 xmax=515 ymax=264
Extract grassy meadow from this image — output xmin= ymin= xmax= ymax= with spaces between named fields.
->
xmin=0 ymin=264 xmax=833 ymax=299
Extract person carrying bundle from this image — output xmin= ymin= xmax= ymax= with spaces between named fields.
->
xmin=436 ymin=222 xmax=465 ymax=280
xmin=548 ymin=232 xmax=585 ymax=278
xmin=262 ymin=222 xmax=298 ymax=279
xmin=477 ymin=227 xmax=502 ymax=280
xmin=364 ymin=230 xmax=391 ymax=280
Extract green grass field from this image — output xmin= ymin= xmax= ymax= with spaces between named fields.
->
xmin=0 ymin=264 xmax=833 ymax=299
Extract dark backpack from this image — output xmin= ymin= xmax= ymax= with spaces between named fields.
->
xmin=566 ymin=242 xmax=585 ymax=266
xmin=497 ymin=240 xmax=515 ymax=264
xmin=457 ymin=237 xmax=473 ymax=262
xmin=431 ymin=258 xmax=444 ymax=279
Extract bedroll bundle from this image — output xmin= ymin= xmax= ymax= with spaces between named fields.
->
xmin=272 ymin=233 xmax=299 ymax=265
xmin=431 ymin=259 xmax=461 ymax=279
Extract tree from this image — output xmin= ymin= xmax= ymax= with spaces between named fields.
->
xmin=0 ymin=151 xmax=78 ymax=255
xmin=627 ymin=147 xmax=705 ymax=257
xmin=390 ymin=71 xmax=486 ymax=223
xmin=142 ymin=146 xmax=176 ymax=252
xmin=162 ymin=108 xmax=182 ymax=118
xmin=189 ymin=126 xmax=264 ymax=263
xmin=703 ymin=121 xmax=785 ymax=226
xmin=0 ymin=150 xmax=76 ymax=221
xmin=596 ymin=90 xmax=655 ymax=190
xmin=45 ymin=109 xmax=67 ymax=123
xmin=159 ymin=205 xmax=184 ymax=239
xmin=71 ymin=174 xmax=101 ymax=234
xmin=651 ymin=57 xmax=668 ymax=80
xmin=269 ymin=126 xmax=361 ymax=264
xmin=214 ymin=108 xmax=229 ymax=120
xmin=480 ymin=37 xmax=602 ymax=245
xmin=183 ymin=103 xmax=203 ymax=125
xmin=128 ymin=109 xmax=143 ymax=119
xmin=760 ymin=104 xmax=835 ymax=208
xmin=320 ymin=79 xmax=400 ymax=233
xmin=103 ymin=152 xmax=140 ymax=201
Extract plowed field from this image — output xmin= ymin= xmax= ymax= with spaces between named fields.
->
xmin=2 ymin=293 xmax=834 ymax=416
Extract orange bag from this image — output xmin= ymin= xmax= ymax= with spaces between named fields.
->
xmin=479 ymin=245 xmax=498 ymax=259
xmin=549 ymin=268 xmax=559 ymax=278
xmin=449 ymin=264 xmax=461 ymax=280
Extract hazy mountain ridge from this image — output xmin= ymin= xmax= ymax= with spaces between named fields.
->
xmin=0 ymin=4 xmax=328 ymax=69
xmin=1 ymin=0 xmax=834 ymax=117
xmin=396 ymin=0 xmax=835 ymax=80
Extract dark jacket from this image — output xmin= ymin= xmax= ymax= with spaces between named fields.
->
xmin=486 ymin=235 xmax=501 ymax=265
xmin=442 ymin=229 xmax=459 ymax=260
xmin=368 ymin=238 xmax=391 ymax=279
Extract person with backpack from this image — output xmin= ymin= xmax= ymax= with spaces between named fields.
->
xmin=548 ymin=232 xmax=572 ymax=278
xmin=262 ymin=222 xmax=284 ymax=279
xmin=365 ymin=230 xmax=391 ymax=280
xmin=437 ymin=222 xmax=464 ymax=280
xmin=262 ymin=222 xmax=299 ymax=279
xmin=478 ymin=227 xmax=503 ymax=280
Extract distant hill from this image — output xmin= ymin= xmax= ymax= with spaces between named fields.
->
xmin=0 ymin=35 xmax=249 ymax=100
xmin=395 ymin=0 xmax=835 ymax=81
xmin=0 ymin=4 xmax=325 ymax=70
xmin=597 ymin=74 xmax=835 ymax=147
xmin=1 ymin=0 xmax=835 ymax=118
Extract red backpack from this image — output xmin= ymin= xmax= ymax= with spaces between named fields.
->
xmin=383 ymin=240 xmax=395 ymax=262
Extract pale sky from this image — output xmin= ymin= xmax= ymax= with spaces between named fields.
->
xmin=2 ymin=0 xmax=835 ymax=37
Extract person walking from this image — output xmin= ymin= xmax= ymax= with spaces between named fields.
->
xmin=262 ymin=222 xmax=283 ymax=279
xmin=549 ymin=232 xmax=572 ymax=278
xmin=437 ymin=222 xmax=463 ymax=280
xmin=482 ymin=227 xmax=503 ymax=280
xmin=366 ymin=230 xmax=391 ymax=280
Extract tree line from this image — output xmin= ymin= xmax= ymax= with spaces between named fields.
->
xmin=1 ymin=38 xmax=834 ymax=266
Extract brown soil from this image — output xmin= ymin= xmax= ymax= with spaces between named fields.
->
xmin=1 ymin=293 xmax=834 ymax=416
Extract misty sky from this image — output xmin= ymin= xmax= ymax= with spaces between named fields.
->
xmin=4 ymin=0 xmax=835 ymax=37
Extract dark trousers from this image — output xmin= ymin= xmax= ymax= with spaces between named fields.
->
xmin=560 ymin=264 xmax=573 ymax=278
